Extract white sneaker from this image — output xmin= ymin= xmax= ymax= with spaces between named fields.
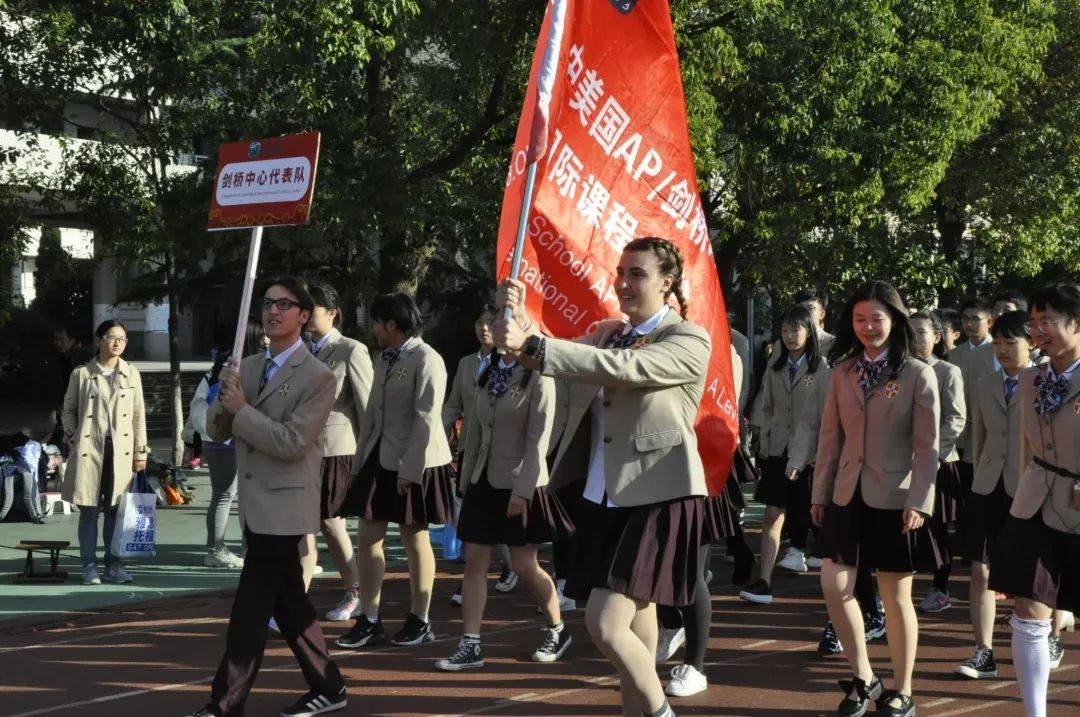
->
xmin=805 ymin=555 xmax=823 ymax=569
xmin=666 ymin=663 xmax=707 ymax=697
xmin=312 ymin=564 xmax=324 ymax=575
xmin=655 ymin=626 xmax=686 ymax=663
xmin=103 ymin=565 xmax=134 ymax=584
xmin=556 ymin=579 xmax=576 ymax=612
xmin=777 ymin=547 xmax=808 ymax=573
xmin=204 ymin=549 xmax=244 ymax=569
xmin=325 ymin=591 xmax=362 ymax=621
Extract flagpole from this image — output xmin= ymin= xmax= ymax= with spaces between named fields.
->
xmin=503 ymin=162 xmax=539 ymax=321
xmin=230 ymin=225 xmax=263 ymax=362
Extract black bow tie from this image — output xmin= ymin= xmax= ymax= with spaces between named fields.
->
xmin=382 ymin=348 xmax=401 ymax=376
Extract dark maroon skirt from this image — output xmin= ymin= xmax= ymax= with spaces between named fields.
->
xmin=933 ymin=460 xmax=965 ymax=525
xmin=321 ymin=455 xmax=354 ymax=520
xmin=564 ymin=494 xmax=704 ymax=607
xmin=457 ymin=471 xmax=575 ymax=547
xmin=704 ymin=476 xmax=746 ymax=542
xmin=816 ymin=485 xmax=946 ymax=573
xmin=346 ymin=443 xmax=455 ymax=527
xmin=989 ymin=515 xmax=1080 ymax=613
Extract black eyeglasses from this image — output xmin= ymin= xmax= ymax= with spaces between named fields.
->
xmin=262 ymin=298 xmax=301 ymax=312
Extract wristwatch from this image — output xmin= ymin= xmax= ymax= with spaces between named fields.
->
xmin=524 ymin=335 xmax=542 ymax=358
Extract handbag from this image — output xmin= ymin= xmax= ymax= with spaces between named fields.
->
xmin=110 ymin=470 xmax=157 ymax=558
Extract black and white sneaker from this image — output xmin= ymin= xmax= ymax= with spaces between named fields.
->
xmin=392 ymin=613 xmax=435 ymax=646
xmin=1049 ymin=635 xmax=1065 ymax=670
xmin=280 ymin=687 xmax=346 ymax=716
xmin=738 ymin=578 xmax=773 ymax=605
xmin=818 ymin=621 xmax=843 ymax=656
xmin=863 ymin=611 xmax=886 ymax=641
xmin=435 ymin=638 xmax=484 ymax=671
xmin=450 ymin=581 xmax=463 ymax=606
xmin=335 ymin=616 xmax=388 ymax=649
xmin=532 ymin=625 xmax=572 ymax=662
xmin=494 ymin=566 xmax=519 ymax=592
xmin=188 ymin=706 xmax=221 ymax=717
xmin=954 ymin=646 xmax=997 ymax=679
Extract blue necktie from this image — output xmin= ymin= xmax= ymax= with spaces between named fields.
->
xmin=1004 ymin=375 xmax=1018 ymax=402
xmin=788 ymin=361 xmax=799 ymax=386
xmin=258 ymin=357 xmax=274 ymax=393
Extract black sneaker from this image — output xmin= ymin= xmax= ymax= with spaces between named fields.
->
xmin=450 ymin=581 xmax=463 ymax=606
xmin=532 ymin=625 xmax=572 ymax=662
xmin=954 ymin=646 xmax=997 ymax=679
xmin=335 ymin=616 xmax=388 ymax=649
xmin=188 ymin=707 xmax=221 ymax=717
xmin=863 ymin=611 xmax=886 ymax=641
xmin=434 ymin=638 xmax=484 ymax=671
xmin=280 ymin=688 xmax=346 ymax=716
xmin=836 ymin=674 xmax=882 ymax=717
xmin=738 ymin=578 xmax=773 ymax=605
xmin=1049 ymin=634 xmax=1065 ymax=669
xmin=818 ymin=621 xmax=843 ymax=656
xmin=392 ymin=612 xmax=435 ymax=646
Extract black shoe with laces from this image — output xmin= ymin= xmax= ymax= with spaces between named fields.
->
xmin=1049 ymin=634 xmax=1065 ymax=669
xmin=954 ymin=645 xmax=997 ymax=679
xmin=863 ymin=611 xmax=886 ymax=641
xmin=392 ymin=612 xmax=435 ymax=646
xmin=188 ymin=706 xmax=221 ymax=717
xmin=874 ymin=689 xmax=915 ymax=717
xmin=836 ymin=674 xmax=882 ymax=717
xmin=435 ymin=638 xmax=484 ymax=671
xmin=280 ymin=687 xmax=347 ymax=717
xmin=335 ymin=616 xmax=388 ymax=649
xmin=532 ymin=625 xmax=572 ymax=662
xmin=738 ymin=578 xmax=773 ymax=605
xmin=818 ymin=621 xmax=843 ymax=656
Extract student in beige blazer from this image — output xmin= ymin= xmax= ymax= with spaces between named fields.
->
xmin=909 ymin=311 xmax=967 ymax=615
xmin=62 ymin=319 xmax=147 ymax=586
xmin=947 ymin=298 xmax=997 ymax=503
xmin=952 ymin=310 xmax=1033 ymax=680
xmin=811 ymin=281 xmax=941 ymax=717
xmin=494 ymin=237 xmax=707 ymax=717
xmin=193 ymin=276 xmax=345 ymax=717
xmin=989 ymin=284 xmax=1080 ymax=717
xmin=435 ymin=360 xmax=575 ymax=671
xmin=337 ymin=292 xmax=454 ymax=651
xmin=302 ymin=283 xmax=374 ymax=623
xmin=740 ymin=305 xmax=831 ymax=606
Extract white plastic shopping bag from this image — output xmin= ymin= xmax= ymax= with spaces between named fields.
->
xmin=110 ymin=471 xmax=157 ymax=558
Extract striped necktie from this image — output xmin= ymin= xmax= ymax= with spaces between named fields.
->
xmin=1004 ymin=375 xmax=1018 ymax=402
xmin=258 ymin=357 xmax=274 ymax=393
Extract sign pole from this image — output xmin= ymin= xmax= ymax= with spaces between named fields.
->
xmin=505 ymin=161 xmax=539 ymax=321
xmin=230 ymin=225 xmax=264 ymax=361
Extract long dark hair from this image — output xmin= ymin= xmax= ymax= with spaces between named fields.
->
xmin=910 ymin=310 xmax=947 ymax=359
xmin=829 ymin=280 xmax=913 ymax=377
xmin=771 ymin=305 xmax=822 ymax=373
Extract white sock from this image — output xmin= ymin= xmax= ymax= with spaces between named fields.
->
xmin=417 ymin=614 xmax=429 ymax=623
xmin=1011 ymin=614 xmax=1051 ymax=717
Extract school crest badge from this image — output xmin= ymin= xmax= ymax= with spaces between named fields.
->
xmin=883 ymin=381 xmax=901 ymax=399
xmin=630 ymin=336 xmax=653 ymax=350
xmin=277 ymin=384 xmax=291 ymax=399
xmin=395 ymin=367 xmax=408 ymax=381
xmin=509 ymin=385 xmax=523 ymax=399
xmin=803 ymin=376 xmax=815 ymax=387
xmin=609 ymin=0 xmax=638 ymax=14
xmin=325 ymin=359 xmax=336 ymax=370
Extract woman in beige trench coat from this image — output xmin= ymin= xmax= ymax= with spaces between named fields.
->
xmin=61 ymin=320 xmax=148 ymax=586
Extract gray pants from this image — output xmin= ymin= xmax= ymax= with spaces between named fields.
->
xmin=203 ymin=442 xmax=238 ymax=550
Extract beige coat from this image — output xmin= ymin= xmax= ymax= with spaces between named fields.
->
xmin=544 ymin=310 xmax=711 ymax=507
xmin=207 ymin=344 xmax=335 ymax=536
xmin=353 ymin=338 xmax=454 ymax=483
xmin=759 ymin=355 xmax=831 ymax=472
xmin=813 ymin=357 xmax=940 ymax=514
xmin=61 ymin=359 xmax=148 ymax=507
xmin=443 ymin=352 xmax=485 ymax=453
xmin=926 ymin=355 xmax=966 ymax=463
xmin=1009 ymin=364 xmax=1080 ymax=534
xmin=947 ymin=341 xmax=997 ymax=458
xmin=314 ymin=329 xmax=373 ymax=457
xmin=460 ymin=363 xmax=555 ymax=499
xmin=970 ymin=370 xmax=1024 ymax=497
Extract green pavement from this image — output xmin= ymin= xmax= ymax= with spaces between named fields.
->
xmin=0 ymin=467 xmax=408 ymax=625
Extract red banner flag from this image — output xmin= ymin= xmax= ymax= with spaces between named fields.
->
xmin=496 ymin=0 xmax=739 ymax=492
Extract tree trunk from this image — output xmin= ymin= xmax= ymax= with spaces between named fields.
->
xmin=165 ymin=250 xmax=184 ymax=466
xmin=935 ymin=195 xmax=968 ymax=306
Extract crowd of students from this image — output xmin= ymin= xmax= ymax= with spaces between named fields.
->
xmin=57 ymin=236 xmax=1080 ymax=717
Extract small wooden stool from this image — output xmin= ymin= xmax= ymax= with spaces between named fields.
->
xmin=14 ymin=540 xmax=70 ymax=584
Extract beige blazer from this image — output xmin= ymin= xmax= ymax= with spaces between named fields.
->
xmin=1009 ymin=365 xmax=1080 ymax=534
xmin=970 ymin=370 xmax=1023 ymax=497
xmin=460 ymin=363 xmax=555 ymax=499
xmin=947 ymin=342 xmax=997 ymax=458
xmin=813 ymin=357 xmax=940 ymax=514
xmin=548 ymin=379 xmax=571 ymax=458
xmin=759 ymin=356 xmax=830 ymax=468
xmin=544 ymin=310 xmax=711 ymax=507
xmin=926 ymin=356 xmax=966 ymax=463
xmin=353 ymin=338 xmax=454 ymax=483
xmin=443 ymin=352 xmax=484 ymax=453
xmin=206 ymin=345 xmax=335 ymax=536
xmin=315 ymin=329 xmax=373 ymax=458
xmin=61 ymin=359 xmax=148 ymax=507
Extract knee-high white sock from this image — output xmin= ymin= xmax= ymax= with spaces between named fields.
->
xmin=1011 ymin=614 xmax=1051 ymax=717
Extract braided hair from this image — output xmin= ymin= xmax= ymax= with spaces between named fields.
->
xmin=623 ymin=237 xmax=689 ymax=318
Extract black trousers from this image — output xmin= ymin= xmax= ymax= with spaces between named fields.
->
xmin=210 ymin=528 xmax=344 ymax=716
